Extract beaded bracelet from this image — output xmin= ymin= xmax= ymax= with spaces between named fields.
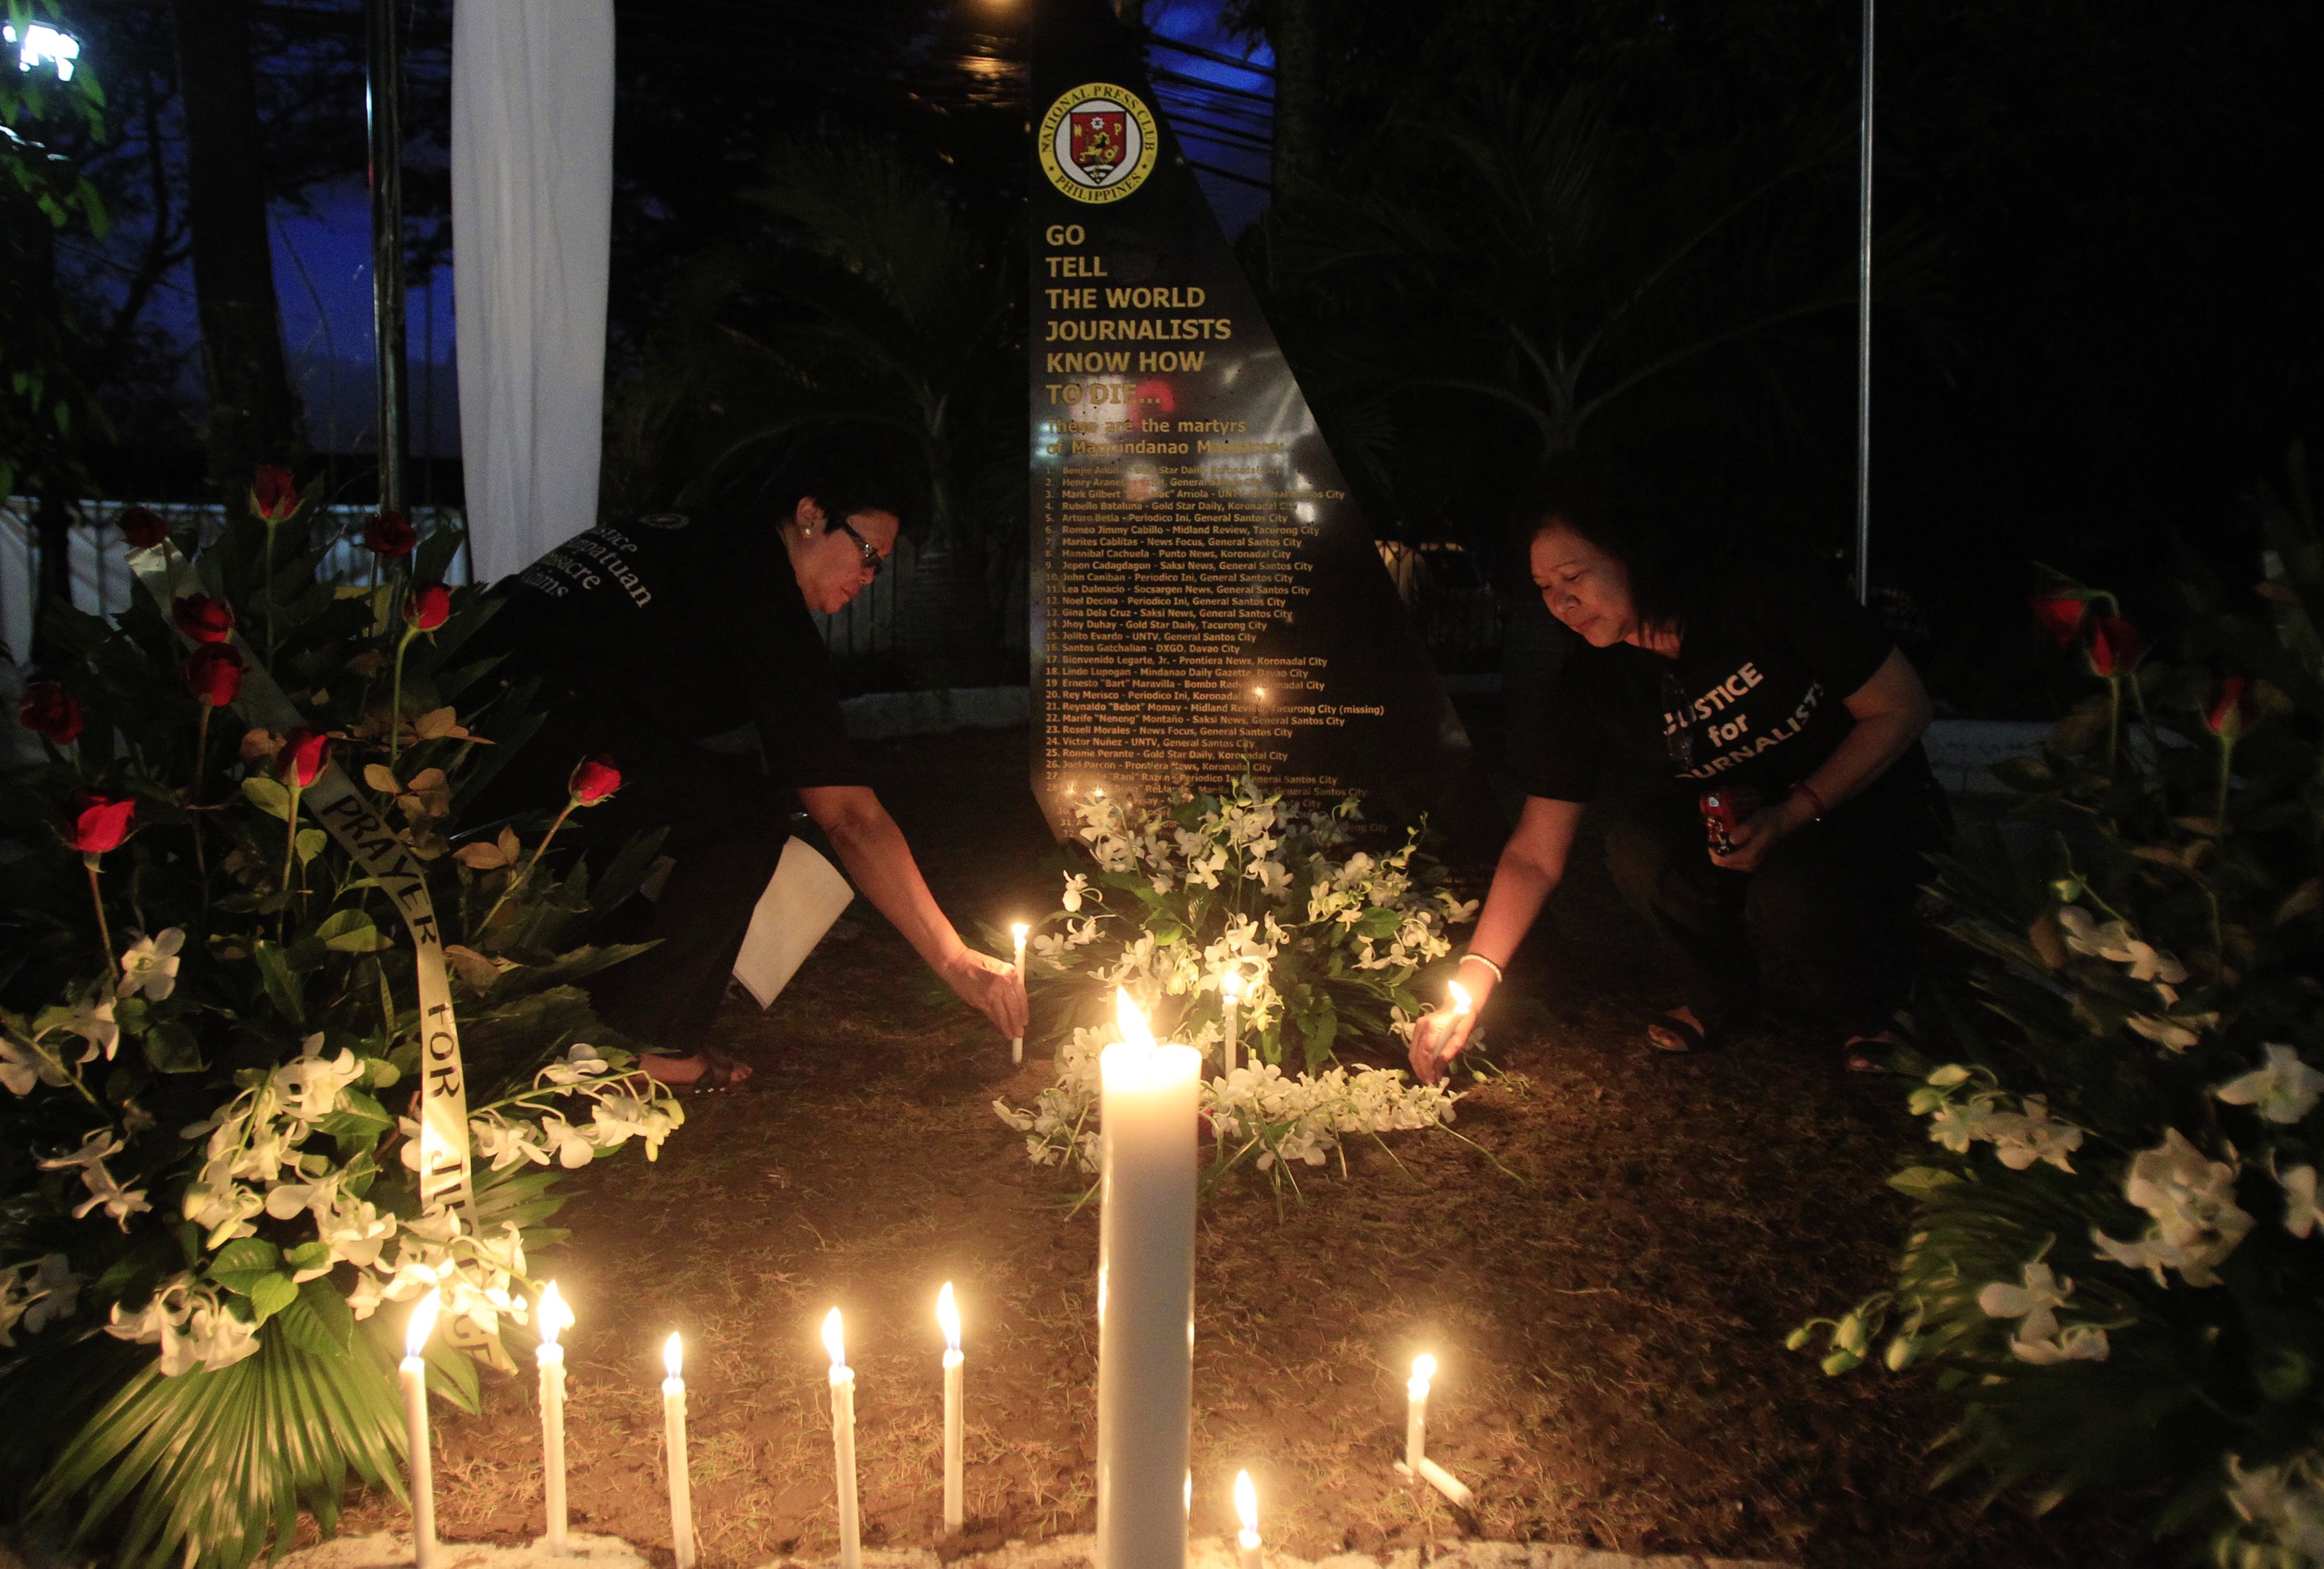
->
xmin=1459 ymin=953 xmax=1507 ymax=984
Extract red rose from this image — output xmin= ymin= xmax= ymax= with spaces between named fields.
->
xmin=365 ymin=510 xmax=418 ymax=558
xmin=17 ymin=682 xmax=84 ymax=745
xmin=172 ymin=594 xmax=235 ymax=644
xmin=275 ymin=727 xmax=332 ymax=788
xmin=2088 ymin=616 xmax=2144 ymax=678
xmin=250 ymin=465 xmax=300 ymax=524
xmin=2030 ymin=592 xmax=2086 ymax=647
xmin=116 ymin=506 xmax=170 ymax=550
xmin=2205 ymin=676 xmax=2251 ymax=740
xmin=183 ymin=644 xmax=246 ymax=708
xmin=569 ymin=754 xmax=621 ymax=806
xmin=403 ymin=582 xmax=452 ymax=632
xmin=61 ymin=788 xmax=136 ymax=855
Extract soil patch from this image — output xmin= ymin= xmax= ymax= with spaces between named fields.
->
xmin=333 ymin=729 xmax=2134 ymax=1568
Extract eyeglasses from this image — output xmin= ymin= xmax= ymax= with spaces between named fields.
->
xmin=833 ymin=518 xmax=885 ymax=579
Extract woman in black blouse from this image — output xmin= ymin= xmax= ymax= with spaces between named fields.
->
xmin=1412 ymin=460 xmax=1948 ymax=1080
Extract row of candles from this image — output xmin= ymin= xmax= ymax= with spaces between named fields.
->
xmin=396 ymin=990 xmax=1466 ymax=1568
xmin=396 ymin=1279 xmax=1465 ymax=1566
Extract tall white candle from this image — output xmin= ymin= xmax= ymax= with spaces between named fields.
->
xmin=1404 ymin=1354 xmax=1435 ymax=1472
xmin=937 ymin=1282 xmax=964 ymax=1533
xmin=662 ymin=1333 xmax=696 ymax=1569
xmin=402 ymin=1295 xmax=441 ymax=1569
xmin=535 ymin=1283 xmax=573 ymax=1553
xmin=1234 ymin=1470 xmax=1262 ymax=1569
xmin=1095 ymin=989 xmax=1201 ymax=1569
xmin=1219 ymin=971 xmax=1242 ymax=1074
xmin=823 ymin=1308 xmax=861 ymax=1569
xmin=1011 ymin=924 xmax=1030 ymax=1066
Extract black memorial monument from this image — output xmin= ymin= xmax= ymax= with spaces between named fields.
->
xmin=1027 ymin=0 xmax=1475 ymax=834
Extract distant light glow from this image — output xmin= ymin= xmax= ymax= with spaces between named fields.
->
xmin=5 ymin=23 xmax=78 ymax=80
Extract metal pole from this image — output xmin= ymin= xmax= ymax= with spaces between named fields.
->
xmin=367 ymin=0 xmax=409 ymax=516
xmin=1852 ymin=0 xmax=1875 ymax=604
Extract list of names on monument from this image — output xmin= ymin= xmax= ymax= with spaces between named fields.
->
xmin=1028 ymin=0 xmax=1468 ymax=833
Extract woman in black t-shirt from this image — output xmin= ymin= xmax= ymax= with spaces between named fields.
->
xmin=1411 ymin=462 xmax=1948 ymax=1080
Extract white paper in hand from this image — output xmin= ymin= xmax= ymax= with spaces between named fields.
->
xmin=731 ymin=839 xmax=857 ymax=1008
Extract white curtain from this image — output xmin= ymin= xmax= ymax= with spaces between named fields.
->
xmin=451 ymin=0 xmax=615 ymax=584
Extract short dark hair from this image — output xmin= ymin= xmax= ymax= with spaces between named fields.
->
xmin=1506 ymin=452 xmax=1694 ymax=630
xmin=759 ymin=432 xmax=920 ymax=533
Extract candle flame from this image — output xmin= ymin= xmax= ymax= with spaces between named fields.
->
xmin=404 ymin=1293 xmax=439 ymax=1359
xmin=1447 ymin=981 xmax=1472 ymax=1017
xmin=1113 ymin=987 xmax=1155 ymax=1050
xmin=664 ymin=1330 xmax=683 ymax=1380
xmin=937 ymin=1281 xmax=962 ymax=1351
xmin=1411 ymin=1352 xmax=1437 ymax=1385
xmin=1235 ymin=1469 xmax=1259 ymax=1534
xmin=537 ymin=1281 xmax=573 ymax=1347
xmin=1010 ymin=922 xmax=1030 ymax=947
xmin=820 ymin=1306 xmax=847 ymax=1370
xmin=1219 ymin=970 xmax=1241 ymax=1004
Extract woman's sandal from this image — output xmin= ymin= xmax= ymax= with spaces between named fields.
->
xmin=641 ymin=1046 xmax=751 ymax=1094
xmin=1842 ymin=1011 xmax=1917 ymax=1073
xmin=1645 ymin=1010 xmax=1723 ymax=1054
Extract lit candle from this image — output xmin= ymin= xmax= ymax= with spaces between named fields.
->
xmin=1404 ymin=1353 xmax=1435 ymax=1473
xmin=1095 ymin=989 xmax=1202 ymax=1569
xmin=663 ymin=1333 xmax=696 ymax=1569
xmin=1447 ymin=980 xmax=1472 ymax=1021
xmin=402 ymin=1295 xmax=440 ymax=1569
xmin=937 ymin=1282 xmax=964 ymax=1533
xmin=823 ymin=1308 xmax=861 ymax=1569
xmin=1396 ymin=1351 xmax=1474 ymax=1505
xmin=1219 ymin=971 xmax=1242 ymax=1073
xmin=1234 ymin=1470 xmax=1262 ymax=1569
xmin=1011 ymin=923 xmax=1030 ymax=1066
xmin=535 ymin=1283 xmax=573 ymax=1553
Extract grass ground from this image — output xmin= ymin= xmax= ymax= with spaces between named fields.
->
xmin=332 ymin=728 xmax=2139 ymax=1567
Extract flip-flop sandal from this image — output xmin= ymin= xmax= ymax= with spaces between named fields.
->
xmin=1646 ymin=1012 xmax=1722 ymax=1054
xmin=643 ymin=1047 xmax=750 ymax=1094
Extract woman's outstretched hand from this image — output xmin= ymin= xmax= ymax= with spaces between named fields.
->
xmin=940 ymin=946 xmax=1028 ymax=1040
xmin=1409 ymin=975 xmax=1493 ymax=1084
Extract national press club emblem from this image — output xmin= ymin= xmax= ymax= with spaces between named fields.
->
xmin=1038 ymin=82 xmax=1160 ymax=204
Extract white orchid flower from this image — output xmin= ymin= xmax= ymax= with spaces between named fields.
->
xmin=540 ymin=1042 xmax=612 ymax=1086
xmin=2280 ymin=1166 xmax=2324 ymax=1239
xmin=115 ymin=928 xmax=185 ymax=1001
xmin=62 ymin=993 xmax=119 ymax=1063
xmin=2217 ymin=1044 xmax=2324 ymax=1125
xmin=1976 ymin=1261 xmax=2108 ymax=1363
xmin=2094 ymin=1128 xmax=2254 ymax=1287
xmin=1061 ymin=872 xmax=1089 ymax=912
xmin=2128 ymin=1014 xmax=2203 ymax=1052
xmin=537 ymin=1116 xmax=598 ymax=1169
xmin=272 ymin=1035 xmax=363 ymax=1123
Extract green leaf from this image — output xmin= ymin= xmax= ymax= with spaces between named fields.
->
xmin=208 ymin=1239 xmax=283 ymax=1297
xmin=246 ymin=1273 xmax=300 ymax=1323
xmin=1889 ymin=1166 xmax=1966 ymax=1198
xmin=1353 ymin=905 xmax=1404 ymax=939
xmin=253 ymin=941 xmax=306 ymax=1024
xmin=240 ymin=776 xmax=293 ymax=820
xmin=316 ymin=910 xmax=392 ymax=953
xmin=276 ymin=1277 xmax=355 ymax=1357
xmin=294 ymin=828 xmax=328 ymax=865
xmin=141 ymin=1021 xmax=204 ymax=1073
